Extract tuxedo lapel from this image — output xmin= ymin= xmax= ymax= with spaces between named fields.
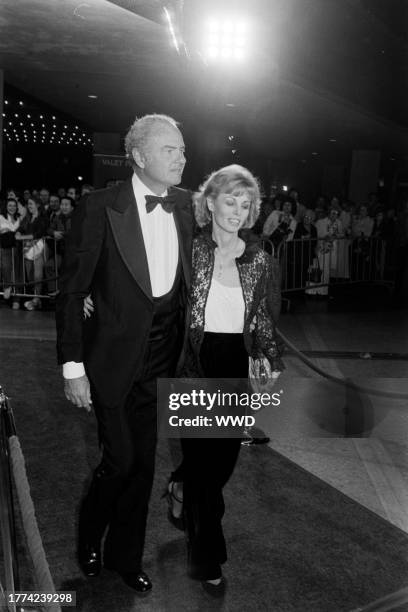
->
xmin=106 ymin=179 xmax=153 ymax=301
xmin=171 ymin=189 xmax=192 ymax=291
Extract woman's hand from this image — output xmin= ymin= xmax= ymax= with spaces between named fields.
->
xmin=83 ymin=294 xmax=94 ymax=319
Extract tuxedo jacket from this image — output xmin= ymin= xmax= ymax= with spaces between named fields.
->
xmin=56 ymin=178 xmax=193 ymax=408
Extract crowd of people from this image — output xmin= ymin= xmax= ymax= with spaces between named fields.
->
xmin=0 ymin=184 xmax=93 ymax=309
xmin=1 ymin=180 xmax=408 ymax=309
xmin=254 ymin=187 xmax=408 ymax=297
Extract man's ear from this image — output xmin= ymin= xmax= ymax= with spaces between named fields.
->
xmin=132 ymin=147 xmax=146 ymax=169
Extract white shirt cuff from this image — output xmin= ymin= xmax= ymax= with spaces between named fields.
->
xmin=63 ymin=362 xmax=86 ymax=379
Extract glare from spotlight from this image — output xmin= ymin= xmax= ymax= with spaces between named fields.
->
xmin=204 ymin=17 xmax=248 ymax=62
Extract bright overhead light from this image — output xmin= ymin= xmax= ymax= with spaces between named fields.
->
xmin=207 ymin=46 xmax=219 ymax=58
xmin=88 ymin=94 xmax=98 ymax=99
xmin=204 ymin=16 xmax=248 ymax=62
xmin=15 ymin=157 xmax=23 ymax=164
xmin=282 ymin=185 xmax=288 ymax=192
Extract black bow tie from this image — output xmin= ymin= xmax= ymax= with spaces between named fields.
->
xmin=145 ymin=194 xmax=176 ymax=214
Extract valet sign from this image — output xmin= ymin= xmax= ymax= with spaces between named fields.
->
xmin=92 ymin=154 xmax=131 ymax=187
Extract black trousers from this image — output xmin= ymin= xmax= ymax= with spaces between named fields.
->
xmin=173 ymin=332 xmax=248 ymax=580
xmin=79 ymin=290 xmax=182 ymax=573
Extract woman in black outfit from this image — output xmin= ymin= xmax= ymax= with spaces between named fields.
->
xmin=167 ymin=164 xmax=283 ymax=592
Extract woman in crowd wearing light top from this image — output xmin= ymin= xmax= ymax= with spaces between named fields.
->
xmin=167 ymin=164 xmax=283 ymax=593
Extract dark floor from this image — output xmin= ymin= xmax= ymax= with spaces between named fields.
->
xmin=0 ymin=288 xmax=408 ymax=611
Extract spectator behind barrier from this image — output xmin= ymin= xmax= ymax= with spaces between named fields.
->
xmin=0 ymin=198 xmax=21 ymax=307
xmin=293 ymin=209 xmax=318 ymax=290
xmin=262 ymin=196 xmax=297 ymax=252
xmin=47 ymin=194 xmax=61 ymax=220
xmin=15 ymin=199 xmax=48 ymax=310
xmin=45 ymin=196 xmax=75 ymax=295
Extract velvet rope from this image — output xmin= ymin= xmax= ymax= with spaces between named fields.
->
xmin=277 ymin=328 xmax=408 ymax=400
xmin=8 ymin=436 xmax=61 ymax=612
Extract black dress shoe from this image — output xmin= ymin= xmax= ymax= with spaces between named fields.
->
xmin=119 ymin=571 xmax=152 ymax=594
xmin=78 ymin=543 xmax=101 ymax=577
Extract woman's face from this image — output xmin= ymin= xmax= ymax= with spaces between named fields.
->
xmin=27 ymin=199 xmax=38 ymax=214
xmin=209 ymin=188 xmax=251 ymax=234
xmin=329 ymin=209 xmax=339 ymax=222
xmin=303 ymin=212 xmax=314 ymax=225
xmin=282 ymin=201 xmax=292 ymax=215
xmin=6 ymin=200 xmax=17 ymax=215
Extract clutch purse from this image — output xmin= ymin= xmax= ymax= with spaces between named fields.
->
xmin=248 ymin=356 xmax=281 ymax=400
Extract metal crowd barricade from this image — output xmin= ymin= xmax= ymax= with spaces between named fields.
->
xmin=0 ymin=237 xmax=60 ymax=302
xmin=262 ymin=235 xmax=396 ymax=295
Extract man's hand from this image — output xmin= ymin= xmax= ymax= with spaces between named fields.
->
xmin=64 ymin=375 xmax=93 ymax=412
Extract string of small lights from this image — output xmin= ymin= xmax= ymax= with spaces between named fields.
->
xmin=2 ymin=96 xmax=93 ymax=147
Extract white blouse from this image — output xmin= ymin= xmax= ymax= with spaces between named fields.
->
xmin=0 ymin=215 xmax=20 ymax=233
xmin=204 ymin=278 xmax=245 ymax=333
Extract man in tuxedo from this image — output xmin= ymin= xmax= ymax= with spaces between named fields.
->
xmin=56 ymin=114 xmax=193 ymax=593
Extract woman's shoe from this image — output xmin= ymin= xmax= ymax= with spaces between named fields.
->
xmin=201 ymin=576 xmax=226 ymax=597
xmin=162 ymin=481 xmax=184 ymax=531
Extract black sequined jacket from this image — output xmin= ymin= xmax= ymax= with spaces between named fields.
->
xmin=179 ymin=229 xmax=284 ymax=377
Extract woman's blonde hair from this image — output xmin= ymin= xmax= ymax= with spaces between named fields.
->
xmin=194 ymin=164 xmax=262 ymax=228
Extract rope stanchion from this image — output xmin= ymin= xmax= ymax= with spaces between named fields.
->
xmin=277 ymin=328 xmax=408 ymax=401
xmin=8 ymin=435 xmax=61 ymax=612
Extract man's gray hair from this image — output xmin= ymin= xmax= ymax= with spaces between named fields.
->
xmin=124 ymin=114 xmax=180 ymax=168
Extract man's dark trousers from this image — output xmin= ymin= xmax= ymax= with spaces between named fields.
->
xmin=79 ymin=272 xmax=182 ymax=572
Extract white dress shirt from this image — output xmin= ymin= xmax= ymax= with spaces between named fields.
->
xmin=63 ymin=173 xmax=179 ymax=379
